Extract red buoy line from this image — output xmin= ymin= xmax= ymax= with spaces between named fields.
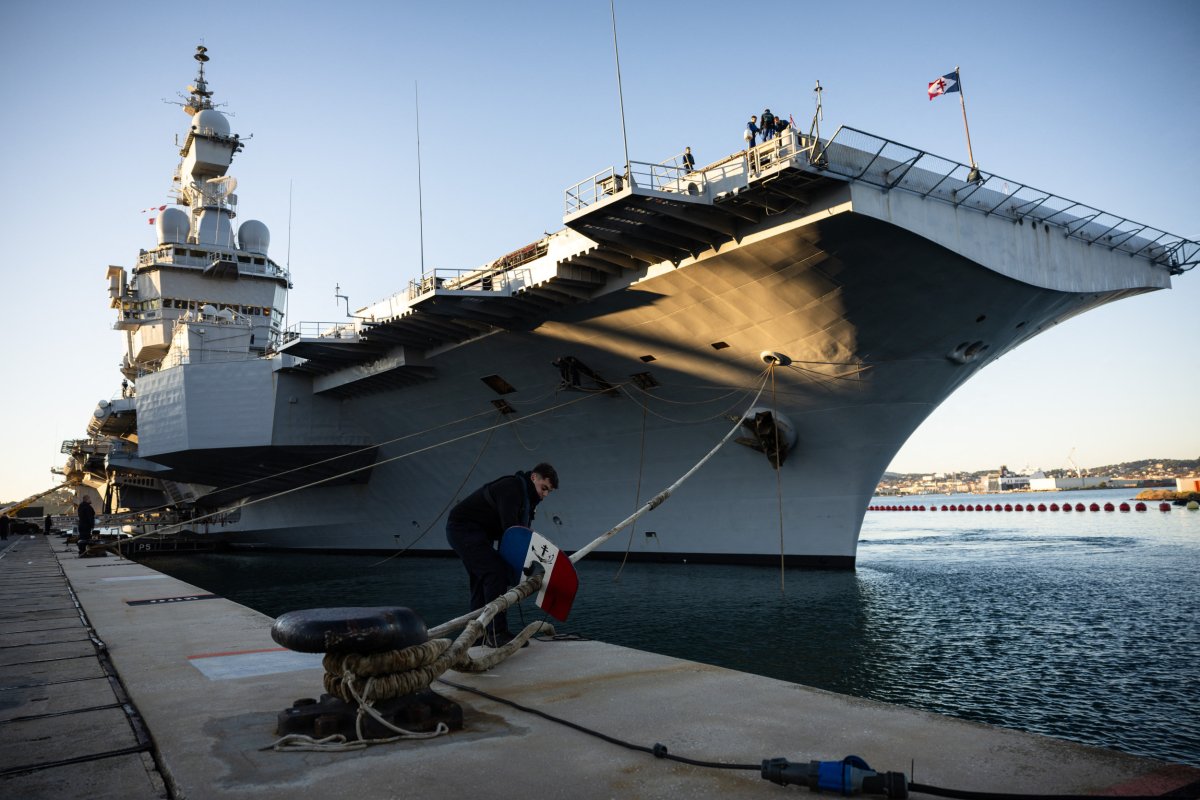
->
xmin=867 ymin=500 xmax=1174 ymax=513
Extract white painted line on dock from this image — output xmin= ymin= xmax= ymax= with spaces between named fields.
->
xmin=187 ymin=648 xmax=324 ymax=681
xmin=100 ymin=575 xmax=169 ymax=582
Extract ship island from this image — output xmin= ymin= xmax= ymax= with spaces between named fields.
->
xmin=63 ymin=46 xmax=1196 ymax=567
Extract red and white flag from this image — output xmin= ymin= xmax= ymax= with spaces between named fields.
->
xmin=927 ymin=71 xmax=960 ymax=101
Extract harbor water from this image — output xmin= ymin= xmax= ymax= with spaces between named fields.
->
xmin=142 ymin=488 xmax=1199 ymax=768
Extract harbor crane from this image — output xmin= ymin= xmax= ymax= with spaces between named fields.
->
xmin=1 ymin=483 xmax=71 ymax=517
xmin=1066 ymin=448 xmax=1086 ymax=478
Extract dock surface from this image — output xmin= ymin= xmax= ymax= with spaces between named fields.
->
xmin=3 ymin=534 xmax=1197 ymax=799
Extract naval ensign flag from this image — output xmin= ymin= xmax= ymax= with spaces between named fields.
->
xmin=499 ymin=526 xmax=580 ymax=621
xmin=927 ymin=71 xmax=961 ymax=100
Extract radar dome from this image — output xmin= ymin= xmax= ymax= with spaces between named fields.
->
xmin=238 ymin=219 xmax=270 ymax=255
xmin=196 ymin=209 xmax=235 ymax=247
xmin=192 ymin=108 xmax=230 ymax=137
xmin=156 ymin=207 xmax=190 ymax=245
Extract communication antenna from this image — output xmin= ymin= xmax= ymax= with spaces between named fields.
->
xmin=286 ymin=180 xmax=293 ymax=270
xmin=415 ymin=81 xmax=425 ymax=276
xmin=284 ymin=179 xmax=293 ymax=329
xmin=335 ymin=284 xmax=365 ymax=320
xmin=810 ymin=80 xmax=824 ymax=141
xmin=610 ymin=0 xmax=631 ymax=177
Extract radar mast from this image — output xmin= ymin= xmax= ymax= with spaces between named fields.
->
xmin=182 ymin=45 xmax=214 ymax=117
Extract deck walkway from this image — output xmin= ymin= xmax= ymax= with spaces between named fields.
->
xmin=2 ymin=533 xmax=1198 ymax=799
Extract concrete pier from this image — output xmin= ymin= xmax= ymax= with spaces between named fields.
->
xmin=3 ymin=534 xmax=1197 ymax=799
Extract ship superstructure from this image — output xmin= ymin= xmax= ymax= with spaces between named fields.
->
xmin=65 ymin=48 xmax=1196 ymax=566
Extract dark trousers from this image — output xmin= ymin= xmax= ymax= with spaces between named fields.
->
xmin=446 ymin=522 xmax=511 ymax=636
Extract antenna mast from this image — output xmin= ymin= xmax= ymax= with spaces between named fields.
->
xmin=415 ymin=81 xmax=425 ymax=276
xmin=810 ymin=80 xmax=823 ymax=141
xmin=610 ymin=0 xmax=631 ymax=177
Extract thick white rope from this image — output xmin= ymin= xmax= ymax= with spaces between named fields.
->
xmin=268 ymin=368 xmax=772 ymax=752
xmin=428 ymin=369 xmax=770 ymax=636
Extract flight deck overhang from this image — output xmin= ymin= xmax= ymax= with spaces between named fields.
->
xmin=563 ymin=126 xmax=1197 ymax=279
xmin=562 ymin=131 xmax=831 ymax=266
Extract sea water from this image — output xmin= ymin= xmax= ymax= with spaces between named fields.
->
xmin=143 ymin=488 xmax=1199 ymax=767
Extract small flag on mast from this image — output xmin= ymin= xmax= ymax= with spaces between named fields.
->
xmin=927 ymin=71 xmax=960 ymax=101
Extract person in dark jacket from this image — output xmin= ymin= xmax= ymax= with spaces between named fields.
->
xmin=44 ymin=514 xmax=52 ymax=536
xmin=0 ymin=514 xmax=10 ymax=541
xmin=761 ymin=108 xmax=775 ymax=140
xmin=77 ymin=497 xmax=96 ymax=555
xmin=446 ymin=463 xmax=558 ymax=647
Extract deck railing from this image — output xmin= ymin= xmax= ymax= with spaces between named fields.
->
xmin=563 ymin=126 xmax=1196 ymax=273
xmin=814 ymin=126 xmax=1197 ymax=272
xmin=281 ymin=321 xmax=360 ymax=344
xmin=564 ymin=158 xmax=711 ymax=215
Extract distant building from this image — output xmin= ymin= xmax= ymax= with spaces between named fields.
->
xmin=984 ymin=465 xmax=1031 ymax=492
xmin=1029 ymin=475 xmax=1113 ymax=491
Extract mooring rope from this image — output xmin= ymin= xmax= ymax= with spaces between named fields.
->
xmin=427 ymin=368 xmax=771 ymax=637
xmin=267 ymin=367 xmax=772 ymax=753
xmin=100 ymin=385 xmax=612 ymax=551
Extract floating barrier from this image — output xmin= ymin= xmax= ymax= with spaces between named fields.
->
xmin=867 ymin=498 xmax=1180 ymax=514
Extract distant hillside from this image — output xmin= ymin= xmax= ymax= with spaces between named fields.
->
xmin=886 ymin=458 xmax=1198 ymax=481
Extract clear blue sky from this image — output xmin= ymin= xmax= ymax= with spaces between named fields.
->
xmin=1 ymin=0 xmax=1197 ymax=501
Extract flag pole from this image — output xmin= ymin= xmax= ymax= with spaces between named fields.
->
xmin=955 ymin=66 xmax=981 ymax=181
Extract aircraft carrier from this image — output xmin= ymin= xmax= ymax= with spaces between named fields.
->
xmin=67 ymin=46 xmax=1196 ymax=567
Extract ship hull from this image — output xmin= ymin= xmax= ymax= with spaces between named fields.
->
xmin=184 ymin=208 xmax=1143 ymax=566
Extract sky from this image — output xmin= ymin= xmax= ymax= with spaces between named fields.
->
xmin=0 ymin=0 xmax=1197 ymax=501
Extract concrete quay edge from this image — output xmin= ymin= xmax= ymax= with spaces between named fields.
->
xmin=3 ymin=535 xmax=1198 ymax=799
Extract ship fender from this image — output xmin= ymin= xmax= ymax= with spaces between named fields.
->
xmin=735 ymin=407 xmax=797 ymax=468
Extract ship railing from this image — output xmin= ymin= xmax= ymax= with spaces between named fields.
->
xmin=747 ymin=130 xmax=819 ymax=175
xmin=564 ymin=160 xmax=711 ymax=214
xmin=564 ymin=131 xmax=822 ymax=215
xmin=565 ymin=166 xmax=627 ymax=214
xmin=60 ymin=439 xmax=111 ymax=455
xmin=160 ymin=347 xmax=261 ymax=370
xmin=813 ymin=126 xmax=1198 ymax=272
xmin=137 ymin=246 xmax=291 ymax=282
xmin=280 ymin=321 xmax=361 ymax=345
xmin=107 ymin=440 xmax=137 ymax=458
xmin=114 ymin=308 xmax=164 ymax=329
xmin=406 ymin=266 xmax=535 ymax=301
